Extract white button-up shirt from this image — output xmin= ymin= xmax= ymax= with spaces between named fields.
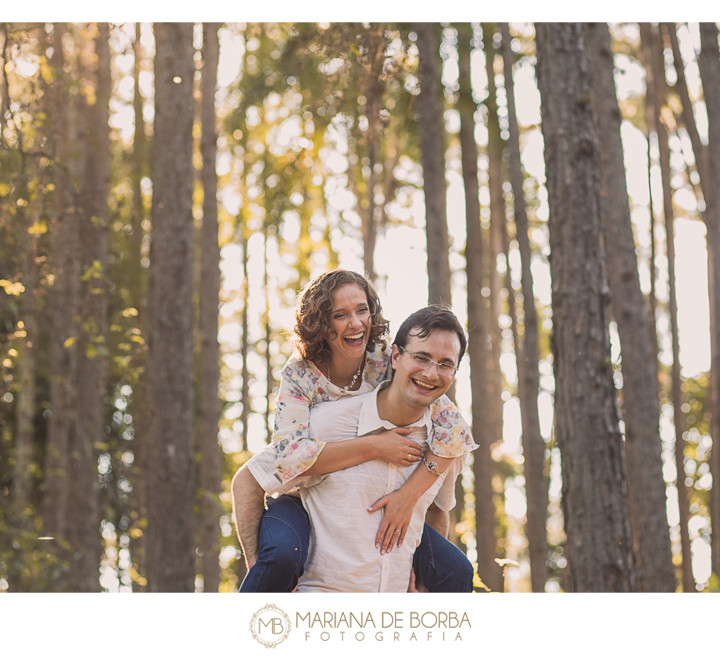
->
xmin=293 ymin=382 xmax=461 ymax=593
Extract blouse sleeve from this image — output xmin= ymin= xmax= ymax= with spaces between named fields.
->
xmin=246 ymin=358 xmax=328 ymax=494
xmin=427 ymin=394 xmax=478 ymax=458
xmin=246 ymin=345 xmax=391 ymax=495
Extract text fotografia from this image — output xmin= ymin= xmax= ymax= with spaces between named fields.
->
xmin=296 ymin=610 xmax=471 ymax=643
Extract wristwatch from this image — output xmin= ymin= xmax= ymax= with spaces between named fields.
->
xmin=422 ymin=457 xmax=440 ymax=476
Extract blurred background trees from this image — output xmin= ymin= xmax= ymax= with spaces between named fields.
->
xmin=1 ymin=21 xmax=718 ymax=593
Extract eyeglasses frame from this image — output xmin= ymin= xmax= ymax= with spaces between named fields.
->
xmin=397 ymin=345 xmax=459 ymax=378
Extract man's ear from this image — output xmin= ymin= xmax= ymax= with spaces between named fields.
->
xmin=391 ymin=344 xmax=401 ymax=369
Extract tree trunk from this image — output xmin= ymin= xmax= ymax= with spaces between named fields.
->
xmin=234 ymin=98 xmax=252 ymax=454
xmin=456 ymin=22 xmax=502 ymax=592
xmin=415 ymin=22 xmax=452 ymax=305
xmin=500 ymin=21 xmax=549 ymax=593
xmin=263 ymin=223 xmax=273 ymax=442
xmin=361 ymin=25 xmax=386 ymax=282
xmin=146 ymin=22 xmax=196 ymax=592
xmin=13 ymin=153 xmax=37 ymax=515
xmin=43 ymin=24 xmax=79 ymax=561
xmin=663 ymin=23 xmax=709 ymax=188
xmin=196 ymin=22 xmax=223 ymax=593
xmin=128 ymin=21 xmax=150 ymax=590
xmin=644 ymin=114 xmax=660 ymax=374
xmin=535 ymin=22 xmax=636 ymax=592
xmin=697 ymin=21 xmax=720 ymax=584
xmin=640 ymin=21 xmax=694 ymax=592
xmin=67 ymin=21 xmax=112 ymax=592
xmin=588 ymin=22 xmax=675 ymax=592
xmin=238 ymin=211 xmax=251 ymax=453
xmin=481 ymin=23 xmax=506 ymax=474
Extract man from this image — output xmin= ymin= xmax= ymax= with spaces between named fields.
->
xmin=232 ymin=306 xmax=472 ymax=592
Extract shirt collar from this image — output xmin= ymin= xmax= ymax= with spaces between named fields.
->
xmin=357 ymin=380 xmax=433 ymax=437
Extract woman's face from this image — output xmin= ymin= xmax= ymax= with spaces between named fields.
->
xmin=325 ymin=283 xmax=371 ymax=363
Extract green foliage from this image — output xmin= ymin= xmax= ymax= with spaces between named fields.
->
xmin=705 ymin=572 xmax=720 ymax=593
xmin=0 ymin=499 xmax=71 ymax=592
xmin=1 ymin=20 xmax=717 ymax=597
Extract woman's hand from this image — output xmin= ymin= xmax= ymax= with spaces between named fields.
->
xmin=372 ymin=428 xmax=423 ymax=466
xmin=367 ymin=485 xmax=420 ymax=553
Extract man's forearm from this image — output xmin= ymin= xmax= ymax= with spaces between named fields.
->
xmin=231 ymin=466 xmax=266 ymax=570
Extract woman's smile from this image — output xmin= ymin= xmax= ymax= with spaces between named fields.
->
xmin=343 ymin=332 xmax=366 ymax=346
xmin=327 ymin=284 xmax=371 ymax=360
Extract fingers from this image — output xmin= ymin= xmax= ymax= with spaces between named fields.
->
xmin=369 ymin=500 xmax=408 ymax=553
xmin=375 ymin=516 xmax=388 ymax=549
xmin=390 ymin=450 xmax=421 ymax=467
xmin=379 ymin=520 xmax=409 ymax=553
xmin=406 ymin=442 xmax=423 ymax=456
xmin=367 ymin=495 xmax=388 ymax=513
xmin=402 ymin=441 xmax=423 ymax=465
xmin=380 ymin=525 xmax=400 ymax=554
xmin=373 ymin=514 xmax=401 ymax=553
xmin=385 ymin=429 xmax=423 ymax=465
xmin=398 ymin=525 xmax=407 ymax=547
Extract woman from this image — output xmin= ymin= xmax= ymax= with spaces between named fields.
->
xmin=239 ymin=269 xmax=477 ymax=592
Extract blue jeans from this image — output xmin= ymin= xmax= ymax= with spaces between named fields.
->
xmin=240 ymin=495 xmax=310 ymax=592
xmin=412 ymin=523 xmax=474 ymax=592
xmin=239 ymin=494 xmax=474 ymax=592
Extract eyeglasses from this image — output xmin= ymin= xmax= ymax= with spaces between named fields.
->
xmin=398 ymin=345 xmax=458 ymax=378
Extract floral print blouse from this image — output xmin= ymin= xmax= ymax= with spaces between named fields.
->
xmin=247 ymin=344 xmax=477 ymax=494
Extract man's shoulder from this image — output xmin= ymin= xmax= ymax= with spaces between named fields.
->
xmin=309 ymin=391 xmax=369 ymax=444
xmin=311 ymin=389 xmax=371 ymax=417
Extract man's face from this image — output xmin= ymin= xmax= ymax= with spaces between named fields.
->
xmin=390 ymin=328 xmax=461 ymax=411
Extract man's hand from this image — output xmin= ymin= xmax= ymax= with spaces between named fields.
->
xmin=231 ymin=466 xmax=266 ymax=570
xmin=408 ymin=568 xmax=418 ymax=593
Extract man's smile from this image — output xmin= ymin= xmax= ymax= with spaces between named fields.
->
xmin=411 ymin=377 xmax=439 ymax=392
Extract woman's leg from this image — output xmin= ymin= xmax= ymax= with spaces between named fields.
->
xmin=412 ymin=524 xmax=474 ymax=592
xmin=239 ymin=494 xmax=310 ymax=592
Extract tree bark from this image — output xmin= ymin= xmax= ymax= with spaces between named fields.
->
xmin=481 ymin=23 xmax=506 ymax=472
xmin=146 ymin=22 xmax=196 ymax=592
xmin=128 ymin=21 xmax=150 ymax=591
xmin=535 ymin=22 xmax=636 ymax=592
xmin=500 ymin=21 xmax=549 ymax=593
xmin=456 ymin=22 xmax=502 ymax=592
xmin=697 ymin=21 xmax=720 ymax=584
xmin=13 ymin=149 xmax=37 ymax=515
xmin=263 ymin=226 xmax=274 ymax=443
xmin=640 ymin=21 xmax=694 ymax=592
xmin=68 ymin=21 xmax=112 ymax=592
xmin=588 ymin=22 xmax=675 ymax=592
xmin=361 ymin=25 xmax=386 ymax=282
xmin=415 ymin=22 xmax=452 ymax=305
xmin=663 ymin=23 xmax=710 ymax=189
xmin=196 ymin=22 xmax=223 ymax=593
xmin=42 ymin=23 xmax=79 ymax=558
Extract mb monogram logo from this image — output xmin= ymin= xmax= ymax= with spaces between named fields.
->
xmin=250 ymin=603 xmax=292 ymax=648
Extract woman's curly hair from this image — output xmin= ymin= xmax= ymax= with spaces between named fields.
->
xmin=292 ymin=269 xmax=390 ymax=365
